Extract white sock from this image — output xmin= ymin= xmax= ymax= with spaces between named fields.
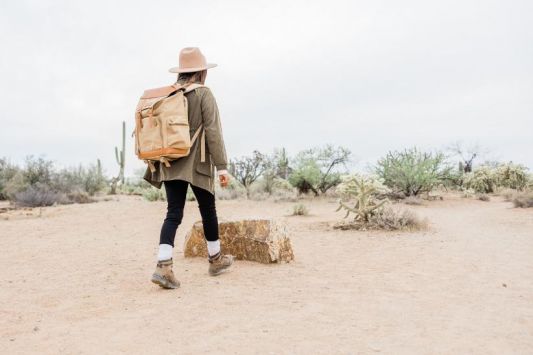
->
xmin=157 ymin=244 xmax=173 ymax=261
xmin=207 ymin=240 xmax=221 ymax=257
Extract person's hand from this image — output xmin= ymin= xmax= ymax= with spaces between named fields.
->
xmin=218 ymin=170 xmax=230 ymax=188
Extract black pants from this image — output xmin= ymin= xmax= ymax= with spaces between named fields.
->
xmin=160 ymin=180 xmax=219 ymax=246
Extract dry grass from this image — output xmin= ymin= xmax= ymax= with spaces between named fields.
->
xmin=498 ymin=188 xmax=519 ymax=202
xmin=403 ymin=196 xmax=424 ymax=205
xmin=291 ymin=203 xmax=309 ymax=216
xmin=334 ymin=206 xmax=428 ymax=231
xmin=513 ymin=192 xmax=533 ymax=208
xmin=477 ymin=194 xmax=491 ymax=202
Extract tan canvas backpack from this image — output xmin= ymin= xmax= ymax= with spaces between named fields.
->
xmin=134 ymin=83 xmax=205 ymax=172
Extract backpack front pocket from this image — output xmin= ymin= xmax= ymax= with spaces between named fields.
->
xmin=138 ymin=116 xmax=163 ymax=155
xmin=166 ymin=120 xmax=191 ymax=150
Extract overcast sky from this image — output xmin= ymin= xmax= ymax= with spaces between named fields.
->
xmin=1 ymin=0 xmax=532 ymax=177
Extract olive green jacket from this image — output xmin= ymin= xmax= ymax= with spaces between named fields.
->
xmin=143 ymin=86 xmax=228 ymax=195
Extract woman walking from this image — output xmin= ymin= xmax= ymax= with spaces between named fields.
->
xmin=144 ymin=47 xmax=234 ymax=289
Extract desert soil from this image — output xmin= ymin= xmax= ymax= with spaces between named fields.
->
xmin=0 ymin=194 xmax=532 ymax=354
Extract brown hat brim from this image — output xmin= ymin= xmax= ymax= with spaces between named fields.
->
xmin=168 ymin=63 xmax=217 ymax=73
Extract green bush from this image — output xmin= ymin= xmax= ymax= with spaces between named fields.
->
xmin=22 ymin=156 xmax=55 ymax=186
xmin=288 ymin=159 xmax=322 ymax=195
xmin=289 ymin=145 xmax=350 ymax=196
xmin=1 ymin=156 xmax=106 ymax=206
xmin=375 ymin=148 xmax=452 ymax=196
xmin=53 ymin=163 xmax=106 ymax=196
xmin=0 ymin=158 xmax=20 ymax=200
xmin=143 ymin=187 xmax=166 ymax=201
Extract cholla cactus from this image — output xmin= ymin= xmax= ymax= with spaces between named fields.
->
xmin=495 ymin=163 xmax=529 ymax=191
xmin=463 ymin=166 xmax=497 ymax=193
xmin=335 ymin=174 xmax=390 ymax=222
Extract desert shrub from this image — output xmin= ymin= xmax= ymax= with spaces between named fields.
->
xmin=334 ymin=174 xmax=427 ymax=231
xmin=495 ymin=163 xmax=529 ymax=190
xmin=215 ymin=177 xmax=247 ymax=200
xmin=271 ymin=178 xmax=298 ymax=199
xmin=21 ymin=156 xmax=54 ymax=186
xmin=53 ymin=163 xmax=106 ymax=196
xmin=288 ymin=159 xmax=321 ymax=195
xmin=289 ymin=145 xmax=351 ymax=196
xmin=0 ymin=158 xmax=20 ymax=200
xmin=375 ymin=148 xmax=452 ymax=197
xmin=463 ymin=166 xmax=498 ymax=193
xmin=335 ymin=206 xmax=426 ymax=231
xmin=513 ymin=192 xmax=533 ymax=208
xmin=13 ymin=183 xmax=66 ymax=207
xmin=186 ymin=186 xmax=196 ymax=201
xmin=335 ymin=174 xmax=389 ymax=222
xmin=67 ymin=189 xmax=94 ymax=204
xmin=143 ymin=187 xmax=166 ymax=202
xmin=0 ymin=159 xmax=18 ymax=198
xmin=0 ymin=156 xmax=106 ymax=206
xmin=272 ymin=187 xmax=300 ymax=202
xmin=463 ymin=163 xmax=529 ymax=194
xmin=461 ymin=188 xmax=475 ymax=198
xmin=497 ymin=188 xmax=518 ymax=202
xmin=403 ymin=196 xmax=424 ymax=205
xmin=117 ymin=168 xmax=153 ymax=196
xmin=367 ymin=206 xmax=427 ymax=231
xmin=292 ymin=203 xmax=309 ymax=216
xmin=117 ymin=183 xmax=146 ymax=196
xmin=477 ymin=194 xmax=490 ymax=202
xmin=261 ymin=153 xmax=279 ymax=195
xmin=2 ymin=171 xmax=27 ymax=199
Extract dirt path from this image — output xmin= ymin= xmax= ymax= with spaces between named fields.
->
xmin=1 ymin=195 xmax=532 ymax=354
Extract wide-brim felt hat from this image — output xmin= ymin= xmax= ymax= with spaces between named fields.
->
xmin=168 ymin=47 xmax=217 ymax=73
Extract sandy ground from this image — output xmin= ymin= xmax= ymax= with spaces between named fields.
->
xmin=0 ymin=194 xmax=532 ymax=354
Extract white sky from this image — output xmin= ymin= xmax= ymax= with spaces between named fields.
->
xmin=1 ymin=0 xmax=532 ymax=177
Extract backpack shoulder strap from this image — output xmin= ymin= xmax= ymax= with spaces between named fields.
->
xmin=141 ymin=85 xmax=179 ymax=99
xmin=184 ymin=83 xmax=205 ymax=93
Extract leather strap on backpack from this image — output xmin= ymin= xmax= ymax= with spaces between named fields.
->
xmin=190 ymin=125 xmax=206 ymax=163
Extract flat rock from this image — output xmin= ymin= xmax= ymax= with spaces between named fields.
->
xmin=184 ymin=219 xmax=294 ymax=264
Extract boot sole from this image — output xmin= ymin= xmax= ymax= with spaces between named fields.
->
xmin=151 ymin=274 xmax=180 ymax=289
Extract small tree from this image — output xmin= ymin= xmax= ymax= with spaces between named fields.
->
xmin=229 ymin=151 xmax=266 ymax=198
xmin=448 ymin=141 xmax=485 ymax=173
xmin=375 ymin=147 xmax=452 ymax=197
xmin=289 ymin=145 xmax=351 ymax=196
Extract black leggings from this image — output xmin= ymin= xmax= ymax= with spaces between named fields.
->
xmin=160 ymin=179 xmax=219 ymax=246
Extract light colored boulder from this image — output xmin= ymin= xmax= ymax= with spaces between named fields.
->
xmin=184 ymin=219 xmax=294 ymax=264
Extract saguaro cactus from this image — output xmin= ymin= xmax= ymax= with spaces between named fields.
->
xmin=110 ymin=121 xmax=126 ymax=194
xmin=115 ymin=121 xmax=126 ymax=185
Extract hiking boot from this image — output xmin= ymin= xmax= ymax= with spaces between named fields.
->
xmin=208 ymin=252 xmax=235 ymax=276
xmin=151 ymin=258 xmax=180 ymax=289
